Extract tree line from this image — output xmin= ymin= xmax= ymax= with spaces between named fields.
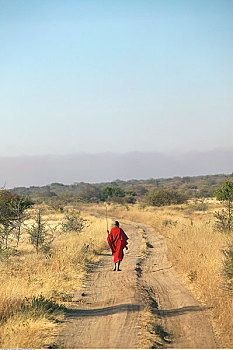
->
xmin=11 ymin=173 xmax=233 ymax=202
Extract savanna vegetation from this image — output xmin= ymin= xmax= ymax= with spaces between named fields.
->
xmin=0 ymin=191 xmax=109 ymax=348
xmin=1 ymin=174 xmax=233 ymax=348
xmin=11 ymin=173 xmax=233 ymax=205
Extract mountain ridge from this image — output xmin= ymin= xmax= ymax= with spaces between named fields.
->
xmin=1 ymin=150 xmax=233 ymax=188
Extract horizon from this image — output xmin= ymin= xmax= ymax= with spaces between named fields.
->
xmin=1 ymin=147 xmax=233 ymax=157
xmin=1 ymin=149 xmax=233 ymax=188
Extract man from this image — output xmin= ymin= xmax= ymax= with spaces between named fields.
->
xmin=107 ymin=221 xmax=128 ymax=271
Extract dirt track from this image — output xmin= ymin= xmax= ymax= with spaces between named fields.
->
xmin=58 ymin=219 xmax=218 ymax=349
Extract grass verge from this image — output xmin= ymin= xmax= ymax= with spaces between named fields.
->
xmin=0 ymin=209 xmax=108 ymax=348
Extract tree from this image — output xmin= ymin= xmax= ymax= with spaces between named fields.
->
xmin=0 ymin=190 xmax=16 ymax=248
xmin=61 ymin=211 xmax=87 ymax=233
xmin=100 ymin=186 xmax=125 ymax=202
xmin=40 ymin=187 xmax=57 ymax=198
xmin=13 ymin=197 xmax=34 ymax=247
xmin=124 ymin=190 xmax=137 ymax=204
xmin=0 ymin=190 xmax=33 ymax=249
xmin=214 ymin=180 xmax=233 ymax=232
xmin=27 ymin=209 xmax=53 ymax=253
xmin=77 ymin=184 xmax=101 ymax=203
xmin=145 ymin=189 xmax=187 ymax=207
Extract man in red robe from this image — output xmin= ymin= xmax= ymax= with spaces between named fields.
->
xmin=107 ymin=221 xmax=128 ymax=271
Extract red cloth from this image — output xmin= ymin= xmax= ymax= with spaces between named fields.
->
xmin=107 ymin=226 xmax=128 ymax=263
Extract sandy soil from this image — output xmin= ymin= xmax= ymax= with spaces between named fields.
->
xmin=57 ymin=219 xmax=218 ymax=349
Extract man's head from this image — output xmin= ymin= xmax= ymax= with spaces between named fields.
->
xmin=114 ymin=221 xmax=119 ymax=227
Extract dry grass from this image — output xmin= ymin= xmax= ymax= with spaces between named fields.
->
xmin=0 ymin=207 xmax=108 ymax=349
xmin=83 ymin=201 xmax=233 ymax=348
xmin=2 ymin=200 xmax=233 ymax=348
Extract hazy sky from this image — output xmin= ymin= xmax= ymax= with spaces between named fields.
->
xmin=1 ymin=0 xmax=233 ymax=156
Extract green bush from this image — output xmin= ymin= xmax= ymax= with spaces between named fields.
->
xmin=145 ymin=189 xmax=187 ymax=207
xmin=100 ymin=186 xmax=125 ymax=201
xmin=61 ymin=211 xmax=87 ymax=233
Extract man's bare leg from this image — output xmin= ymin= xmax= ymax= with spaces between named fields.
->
xmin=117 ymin=260 xmax=121 ymax=271
xmin=113 ymin=263 xmax=116 ymax=271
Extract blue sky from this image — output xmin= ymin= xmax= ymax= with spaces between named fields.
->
xmin=0 ymin=0 xmax=232 ymax=156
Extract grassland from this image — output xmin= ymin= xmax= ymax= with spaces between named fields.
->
xmin=0 ymin=207 xmax=109 ymax=349
xmin=84 ymin=200 xmax=233 ymax=348
xmin=1 ymin=198 xmax=233 ymax=348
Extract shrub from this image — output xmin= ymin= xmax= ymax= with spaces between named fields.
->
xmin=145 ymin=189 xmax=187 ymax=207
xmin=190 ymin=199 xmax=208 ymax=212
xmin=222 ymin=244 xmax=233 ymax=291
xmin=124 ymin=190 xmax=137 ymax=204
xmin=61 ymin=211 xmax=87 ymax=233
xmin=0 ymin=246 xmax=18 ymax=261
xmin=162 ymin=219 xmax=178 ymax=227
xmin=214 ymin=180 xmax=233 ymax=232
xmin=20 ymin=295 xmax=65 ymax=319
xmin=100 ymin=186 xmax=125 ymax=202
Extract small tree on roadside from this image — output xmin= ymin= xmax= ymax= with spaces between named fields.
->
xmin=214 ymin=180 xmax=233 ymax=232
xmin=0 ymin=190 xmax=17 ymax=248
xmin=13 ymin=197 xmax=34 ymax=247
xmin=61 ymin=210 xmax=87 ymax=233
xmin=27 ymin=209 xmax=53 ymax=253
xmin=0 ymin=190 xmax=33 ymax=249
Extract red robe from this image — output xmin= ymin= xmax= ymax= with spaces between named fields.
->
xmin=107 ymin=226 xmax=128 ymax=263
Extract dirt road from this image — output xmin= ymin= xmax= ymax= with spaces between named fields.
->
xmin=58 ymin=219 xmax=218 ymax=349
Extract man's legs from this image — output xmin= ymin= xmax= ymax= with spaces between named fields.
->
xmin=113 ymin=260 xmax=121 ymax=271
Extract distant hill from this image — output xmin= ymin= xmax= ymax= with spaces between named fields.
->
xmin=1 ymin=150 xmax=233 ymax=188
